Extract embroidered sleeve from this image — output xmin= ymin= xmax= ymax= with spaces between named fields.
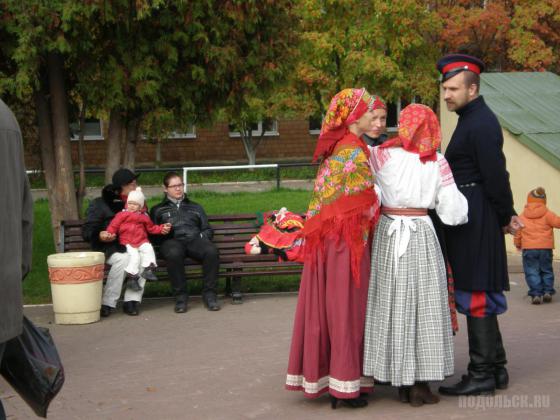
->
xmin=437 ymin=154 xmax=455 ymax=187
xmin=371 ymin=146 xmax=390 ymax=172
xmin=435 ymin=153 xmax=468 ymax=226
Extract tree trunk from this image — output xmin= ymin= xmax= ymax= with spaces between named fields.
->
xmin=123 ymin=117 xmax=140 ymax=170
xmin=240 ymin=125 xmax=257 ymax=166
xmin=155 ymin=137 xmax=162 ymax=168
xmin=48 ymin=52 xmax=79 ymax=227
xmin=77 ymin=101 xmax=87 ymax=217
xmin=34 ymin=83 xmax=62 ymax=248
xmin=106 ymin=109 xmax=123 ymax=184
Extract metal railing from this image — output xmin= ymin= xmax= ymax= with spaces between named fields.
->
xmin=27 ymin=162 xmax=320 ymax=190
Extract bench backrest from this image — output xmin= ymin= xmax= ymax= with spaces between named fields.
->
xmin=60 ymin=214 xmax=301 ymax=265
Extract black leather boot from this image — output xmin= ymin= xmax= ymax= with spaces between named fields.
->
xmin=439 ymin=315 xmax=497 ymax=396
xmin=494 ymin=319 xmax=509 ymax=389
xmin=460 ymin=317 xmax=509 ymax=389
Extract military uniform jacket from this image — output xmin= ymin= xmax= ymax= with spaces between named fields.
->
xmin=443 ymin=96 xmax=515 ymax=292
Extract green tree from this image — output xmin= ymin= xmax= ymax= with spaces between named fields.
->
xmin=283 ymin=0 xmax=442 ymax=121
xmin=216 ymin=0 xmax=299 ymax=165
xmin=508 ymin=0 xmax=560 ymax=72
xmin=1 ymin=0 xmax=94 ymax=246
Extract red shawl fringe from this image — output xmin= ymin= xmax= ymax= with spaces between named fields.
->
xmin=302 ymin=190 xmax=380 ymax=288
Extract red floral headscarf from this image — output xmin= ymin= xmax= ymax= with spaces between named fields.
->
xmin=312 ymin=88 xmax=383 ymax=162
xmin=372 ymin=95 xmax=386 ymax=111
xmin=380 ymin=103 xmax=440 ymax=163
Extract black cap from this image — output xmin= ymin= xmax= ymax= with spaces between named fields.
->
xmin=436 ymin=53 xmax=485 ymax=82
xmin=112 ymin=168 xmax=139 ymax=188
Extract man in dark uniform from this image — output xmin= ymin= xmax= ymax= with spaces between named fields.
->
xmin=436 ymin=54 xmax=523 ymax=396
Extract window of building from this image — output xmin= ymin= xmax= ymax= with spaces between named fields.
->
xmin=386 ymin=97 xmax=418 ymax=132
xmin=70 ymin=118 xmax=103 ymax=140
xmin=167 ymin=124 xmax=196 ymax=139
xmin=229 ymin=119 xmax=279 ymax=137
xmin=308 ymin=116 xmax=322 ymax=134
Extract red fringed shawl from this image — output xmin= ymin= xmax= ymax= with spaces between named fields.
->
xmin=302 ymin=133 xmax=380 ymax=287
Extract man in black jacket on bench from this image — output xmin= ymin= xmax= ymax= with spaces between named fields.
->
xmin=150 ymin=171 xmax=220 ymax=313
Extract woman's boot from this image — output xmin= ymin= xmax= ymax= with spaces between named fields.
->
xmin=397 ymin=386 xmax=410 ymax=403
xmin=409 ymin=382 xmax=440 ymax=407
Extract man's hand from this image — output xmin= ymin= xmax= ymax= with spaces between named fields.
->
xmin=503 ymin=215 xmax=524 ymax=235
xmin=99 ymin=231 xmax=116 ymax=242
xmin=161 ymin=223 xmax=172 ymax=235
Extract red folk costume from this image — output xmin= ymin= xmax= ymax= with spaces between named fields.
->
xmin=285 ymin=88 xmax=381 ymax=399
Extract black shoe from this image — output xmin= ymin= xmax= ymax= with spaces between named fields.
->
xmin=461 ymin=369 xmax=508 ymax=390
xmin=100 ymin=305 xmax=113 ymax=317
xmin=142 ymin=264 xmax=158 ymax=281
xmin=125 ymin=273 xmax=142 ymax=291
xmin=123 ymin=301 xmax=139 ymax=316
xmin=494 ymin=367 xmax=509 ymax=390
xmin=330 ymin=395 xmax=368 ymax=409
xmin=439 ymin=374 xmax=495 ymax=396
xmin=204 ymin=294 xmax=221 ymax=311
xmin=175 ymin=296 xmax=188 ymax=313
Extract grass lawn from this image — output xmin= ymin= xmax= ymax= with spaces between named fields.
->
xmin=24 ymin=188 xmax=312 ymax=304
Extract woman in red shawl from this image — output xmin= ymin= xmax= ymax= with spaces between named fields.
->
xmin=285 ymin=88 xmax=381 ymax=409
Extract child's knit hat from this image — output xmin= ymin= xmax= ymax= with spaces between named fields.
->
xmin=527 ymin=187 xmax=546 ymax=204
xmin=127 ymin=187 xmax=145 ymax=208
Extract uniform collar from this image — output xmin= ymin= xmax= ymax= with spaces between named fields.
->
xmin=456 ymin=95 xmax=485 ymax=117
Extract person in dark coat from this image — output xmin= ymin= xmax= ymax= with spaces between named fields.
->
xmin=0 ymin=98 xmax=34 ymax=418
xmin=82 ymin=168 xmax=148 ymax=316
xmin=436 ymin=54 xmax=523 ymax=397
xmin=150 ymin=171 xmax=220 ymax=313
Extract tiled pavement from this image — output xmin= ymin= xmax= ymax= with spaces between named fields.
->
xmin=1 ymin=257 xmax=559 ymax=419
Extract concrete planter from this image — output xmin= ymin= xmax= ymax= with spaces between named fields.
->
xmin=47 ymin=252 xmax=105 ymax=324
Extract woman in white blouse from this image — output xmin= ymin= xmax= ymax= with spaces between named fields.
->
xmin=363 ymin=104 xmax=468 ymax=407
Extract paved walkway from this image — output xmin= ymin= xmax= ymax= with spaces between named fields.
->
xmin=1 ymin=259 xmax=559 ymax=419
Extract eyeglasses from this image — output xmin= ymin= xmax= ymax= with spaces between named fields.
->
xmin=167 ymin=183 xmax=184 ymax=189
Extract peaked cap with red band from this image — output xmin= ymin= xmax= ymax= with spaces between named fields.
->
xmin=436 ymin=53 xmax=485 ymax=82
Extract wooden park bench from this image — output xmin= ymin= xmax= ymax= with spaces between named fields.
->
xmin=60 ymin=214 xmax=304 ymax=303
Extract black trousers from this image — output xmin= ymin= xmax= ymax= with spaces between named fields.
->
xmin=160 ymin=237 xmax=219 ymax=298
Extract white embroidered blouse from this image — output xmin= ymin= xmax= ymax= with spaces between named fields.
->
xmin=370 ymin=146 xmax=468 ymax=226
xmin=369 ymin=146 xmax=468 ymax=264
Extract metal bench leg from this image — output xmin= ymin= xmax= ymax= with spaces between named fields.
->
xmin=231 ymin=269 xmax=243 ymax=304
xmin=225 ymin=269 xmax=232 ymax=297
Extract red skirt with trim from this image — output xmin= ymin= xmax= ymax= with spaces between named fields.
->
xmin=285 ymin=235 xmax=373 ymax=399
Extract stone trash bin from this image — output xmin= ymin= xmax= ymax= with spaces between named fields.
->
xmin=47 ymin=251 xmax=105 ymax=325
